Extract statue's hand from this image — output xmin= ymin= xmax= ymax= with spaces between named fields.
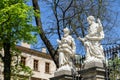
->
xmin=57 ymin=39 xmax=61 ymax=44
xmin=78 ymin=37 xmax=84 ymax=42
xmin=85 ymin=35 xmax=89 ymax=39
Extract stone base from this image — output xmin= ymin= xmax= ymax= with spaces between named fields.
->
xmin=79 ymin=67 xmax=105 ymax=80
xmin=50 ymin=75 xmax=72 ymax=80
xmin=84 ymin=60 xmax=104 ymax=69
xmin=79 ymin=60 xmax=105 ymax=80
xmin=54 ymin=69 xmax=72 ymax=77
xmin=50 ymin=69 xmax=73 ymax=80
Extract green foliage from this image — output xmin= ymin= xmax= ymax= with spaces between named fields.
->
xmin=0 ymin=0 xmax=37 ymax=79
xmin=0 ymin=0 xmax=37 ymax=48
xmin=11 ymin=49 xmax=32 ymax=80
xmin=34 ymin=9 xmax=40 ymax=18
xmin=11 ymin=63 xmax=32 ymax=80
xmin=108 ymin=57 xmax=120 ymax=80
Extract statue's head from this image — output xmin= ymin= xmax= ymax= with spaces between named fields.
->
xmin=63 ymin=27 xmax=70 ymax=34
xmin=87 ymin=16 xmax=95 ymax=24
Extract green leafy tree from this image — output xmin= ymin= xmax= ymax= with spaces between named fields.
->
xmin=11 ymin=50 xmax=33 ymax=80
xmin=0 ymin=0 xmax=36 ymax=80
xmin=11 ymin=63 xmax=32 ymax=80
xmin=108 ymin=56 xmax=120 ymax=80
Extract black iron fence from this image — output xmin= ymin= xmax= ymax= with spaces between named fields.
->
xmin=72 ymin=45 xmax=120 ymax=80
xmin=104 ymin=45 xmax=120 ymax=80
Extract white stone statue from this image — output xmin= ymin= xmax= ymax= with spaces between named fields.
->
xmin=57 ymin=27 xmax=76 ymax=71
xmin=78 ymin=16 xmax=105 ymax=63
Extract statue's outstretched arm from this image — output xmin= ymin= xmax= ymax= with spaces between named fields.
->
xmin=57 ymin=39 xmax=61 ymax=44
xmin=78 ymin=37 xmax=85 ymax=43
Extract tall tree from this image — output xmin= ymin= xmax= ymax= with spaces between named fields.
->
xmin=0 ymin=0 xmax=36 ymax=80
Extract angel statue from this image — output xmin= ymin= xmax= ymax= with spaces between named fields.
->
xmin=78 ymin=16 xmax=105 ymax=63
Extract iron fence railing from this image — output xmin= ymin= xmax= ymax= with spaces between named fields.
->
xmin=72 ymin=45 xmax=120 ymax=80
xmin=104 ymin=45 xmax=120 ymax=80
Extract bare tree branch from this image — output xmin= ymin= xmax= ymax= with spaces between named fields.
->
xmin=32 ymin=0 xmax=59 ymax=68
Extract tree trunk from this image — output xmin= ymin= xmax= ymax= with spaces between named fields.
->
xmin=3 ymin=42 xmax=11 ymax=80
xmin=32 ymin=0 xmax=59 ymax=68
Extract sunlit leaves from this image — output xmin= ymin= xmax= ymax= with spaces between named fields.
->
xmin=0 ymin=0 xmax=36 ymax=46
xmin=34 ymin=9 xmax=40 ymax=18
xmin=108 ymin=57 xmax=120 ymax=80
xmin=0 ymin=0 xmax=36 ymax=79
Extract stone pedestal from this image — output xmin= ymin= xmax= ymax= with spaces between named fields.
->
xmin=84 ymin=60 xmax=104 ymax=69
xmin=79 ymin=61 xmax=105 ymax=80
xmin=50 ymin=75 xmax=72 ymax=80
xmin=50 ymin=63 xmax=76 ymax=80
xmin=54 ymin=70 xmax=72 ymax=77
xmin=50 ymin=70 xmax=73 ymax=80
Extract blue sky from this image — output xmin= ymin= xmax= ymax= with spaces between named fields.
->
xmin=26 ymin=0 xmax=120 ymax=55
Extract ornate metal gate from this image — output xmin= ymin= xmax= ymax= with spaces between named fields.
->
xmin=72 ymin=45 xmax=120 ymax=80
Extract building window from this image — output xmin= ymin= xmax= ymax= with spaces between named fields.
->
xmin=34 ymin=59 xmax=39 ymax=71
xmin=45 ymin=62 xmax=50 ymax=73
xmin=21 ymin=56 xmax=26 ymax=65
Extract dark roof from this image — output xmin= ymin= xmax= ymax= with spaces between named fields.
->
xmin=15 ymin=45 xmax=52 ymax=60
